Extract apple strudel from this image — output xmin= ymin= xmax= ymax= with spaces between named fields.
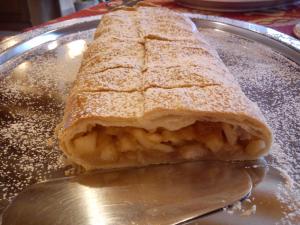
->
xmin=57 ymin=6 xmax=272 ymax=170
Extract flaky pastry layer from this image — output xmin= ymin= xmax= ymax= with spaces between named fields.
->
xmin=57 ymin=5 xmax=272 ymax=170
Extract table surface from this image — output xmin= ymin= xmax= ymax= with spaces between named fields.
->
xmin=35 ymin=0 xmax=300 ymax=37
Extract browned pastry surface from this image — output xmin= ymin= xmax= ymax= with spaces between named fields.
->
xmin=57 ymin=6 xmax=272 ymax=170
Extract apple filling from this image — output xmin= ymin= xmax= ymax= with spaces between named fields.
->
xmin=71 ymin=121 xmax=266 ymax=165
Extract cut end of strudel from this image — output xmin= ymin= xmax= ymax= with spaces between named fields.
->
xmin=57 ymin=5 xmax=273 ymax=170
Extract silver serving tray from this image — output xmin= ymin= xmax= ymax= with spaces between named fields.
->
xmin=0 ymin=15 xmax=299 ymax=224
xmin=175 ymin=0 xmax=300 ymax=12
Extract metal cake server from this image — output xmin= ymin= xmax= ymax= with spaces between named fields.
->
xmin=2 ymin=161 xmax=253 ymax=225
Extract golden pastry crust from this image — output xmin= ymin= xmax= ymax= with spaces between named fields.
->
xmin=144 ymin=39 xmax=221 ymax=69
xmin=82 ymin=38 xmax=144 ymax=66
xmin=74 ymin=68 xmax=143 ymax=92
xmin=80 ymin=38 xmax=144 ymax=73
xmin=94 ymin=10 xmax=140 ymax=40
xmin=143 ymin=65 xmax=236 ymax=89
xmin=62 ymin=91 xmax=144 ymax=128
xmin=57 ymin=6 xmax=272 ymax=170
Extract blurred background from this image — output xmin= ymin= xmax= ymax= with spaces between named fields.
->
xmin=0 ymin=0 xmax=299 ymax=40
xmin=0 ymin=0 xmax=103 ymax=38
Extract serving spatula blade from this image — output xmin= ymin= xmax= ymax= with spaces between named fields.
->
xmin=2 ymin=161 xmax=252 ymax=225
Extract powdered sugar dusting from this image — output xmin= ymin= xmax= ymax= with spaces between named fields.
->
xmin=204 ymin=30 xmax=300 ymax=183
xmin=0 ymin=32 xmax=93 ymax=212
xmin=0 ymin=20 xmax=299 ymax=224
xmin=201 ymin=29 xmax=300 ymax=223
xmin=223 ymin=199 xmax=257 ymax=216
